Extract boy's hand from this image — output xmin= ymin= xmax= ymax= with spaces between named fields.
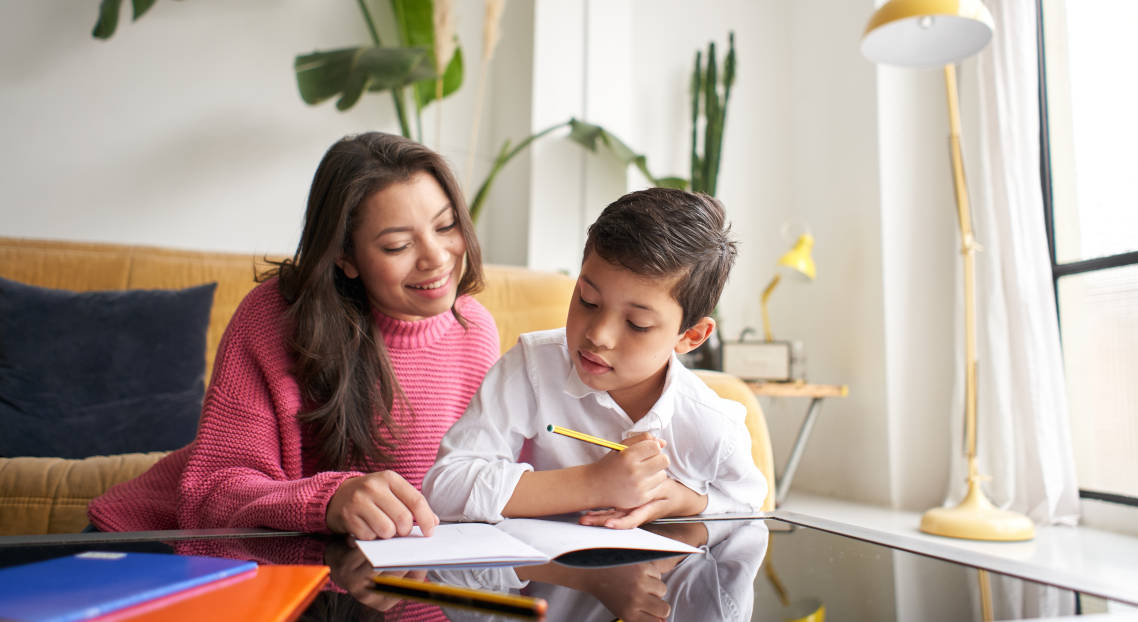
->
xmin=581 ymin=560 xmax=674 ymax=622
xmin=326 ymin=471 xmax=440 ymax=540
xmin=579 ymin=479 xmax=708 ymax=529
xmin=587 ymin=433 xmax=670 ymax=509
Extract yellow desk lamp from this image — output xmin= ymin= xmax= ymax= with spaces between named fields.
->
xmin=761 ymin=233 xmax=817 ymax=342
xmin=862 ymin=0 xmax=1034 ymax=541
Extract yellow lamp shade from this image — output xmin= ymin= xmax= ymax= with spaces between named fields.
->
xmin=777 ymin=233 xmax=816 ymax=281
xmin=861 ymin=0 xmax=994 ymax=68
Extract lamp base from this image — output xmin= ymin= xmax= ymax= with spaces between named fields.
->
xmin=920 ymin=479 xmax=1035 ymax=541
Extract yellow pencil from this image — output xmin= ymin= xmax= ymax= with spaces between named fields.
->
xmin=546 ymin=424 xmax=628 ymax=451
xmin=370 ymin=574 xmax=547 ymax=618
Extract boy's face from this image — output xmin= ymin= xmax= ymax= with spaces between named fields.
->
xmin=566 ymin=254 xmax=711 ymax=414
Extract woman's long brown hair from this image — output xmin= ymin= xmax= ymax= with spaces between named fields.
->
xmin=262 ymin=132 xmax=484 ymax=471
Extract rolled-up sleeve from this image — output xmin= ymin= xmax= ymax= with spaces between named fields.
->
xmin=703 ymin=414 xmax=768 ymax=514
xmin=423 ymin=344 xmax=538 ymax=522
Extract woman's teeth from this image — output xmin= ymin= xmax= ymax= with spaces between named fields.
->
xmin=410 ymin=276 xmax=447 ymax=290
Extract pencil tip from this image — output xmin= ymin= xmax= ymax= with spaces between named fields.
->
xmin=546 ymin=424 xmax=553 ymax=432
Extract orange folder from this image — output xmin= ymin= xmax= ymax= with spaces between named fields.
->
xmin=98 ymin=564 xmax=331 ymax=622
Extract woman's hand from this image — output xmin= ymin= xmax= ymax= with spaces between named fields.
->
xmin=579 ymin=479 xmax=708 ymax=529
xmin=586 ymin=433 xmax=670 ymax=510
xmin=326 ymin=471 xmax=439 ymax=540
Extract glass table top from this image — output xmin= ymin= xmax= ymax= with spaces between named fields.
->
xmin=1 ymin=518 xmax=1134 ymax=621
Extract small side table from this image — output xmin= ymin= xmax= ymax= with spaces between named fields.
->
xmin=746 ymin=381 xmax=848 ymax=506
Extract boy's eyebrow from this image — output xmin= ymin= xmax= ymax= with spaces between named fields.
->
xmin=581 ymin=275 xmax=656 ymax=312
xmin=374 ymin=204 xmax=452 ymax=238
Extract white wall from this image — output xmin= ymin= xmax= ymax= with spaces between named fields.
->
xmin=521 ymin=0 xmax=968 ymax=511
xmin=0 ymin=0 xmax=514 ymax=257
xmin=1 ymin=1 xmax=970 ymax=513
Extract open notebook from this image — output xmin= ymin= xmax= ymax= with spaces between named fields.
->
xmin=355 ymin=518 xmax=702 ymax=569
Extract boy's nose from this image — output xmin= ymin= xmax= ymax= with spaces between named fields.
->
xmin=585 ymin=317 xmax=617 ymax=350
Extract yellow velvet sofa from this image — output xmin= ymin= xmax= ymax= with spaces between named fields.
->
xmin=0 ymin=237 xmax=774 ymax=535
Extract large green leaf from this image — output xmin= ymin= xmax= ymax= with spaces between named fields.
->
xmin=294 ymin=46 xmax=435 ymax=111
xmin=92 ymin=0 xmax=158 ymax=39
xmin=391 ymin=0 xmax=464 ymax=112
xmin=469 ymin=118 xmax=686 ymax=223
xmin=468 ymin=121 xmax=569 ymax=223
xmin=567 ymin=119 xmax=686 ymax=189
xmin=415 ymin=46 xmax=463 ymax=109
xmin=92 ymin=0 xmax=122 ymax=39
xmin=392 ymin=0 xmax=433 ymax=49
xmin=132 ymin=0 xmax=157 ymax=19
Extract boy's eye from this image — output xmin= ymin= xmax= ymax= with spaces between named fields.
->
xmin=577 ymin=296 xmax=598 ymax=309
xmin=627 ymin=321 xmax=650 ymax=333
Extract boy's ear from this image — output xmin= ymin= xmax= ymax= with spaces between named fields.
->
xmin=335 ymin=255 xmax=360 ymax=279
xmin=675 ymin=316 xmax=716 ymax=354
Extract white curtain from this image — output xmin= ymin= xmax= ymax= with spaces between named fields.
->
xmin=945 ymin=0 xmax=1080 ymax=525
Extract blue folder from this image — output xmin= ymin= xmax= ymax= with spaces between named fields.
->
xmin=0 ymin=551 xmax=257 ymax=622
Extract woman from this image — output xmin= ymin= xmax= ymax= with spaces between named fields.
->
xmin=88 ymin=133 xmax=500 ymax=540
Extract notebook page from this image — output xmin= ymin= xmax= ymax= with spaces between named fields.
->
xmin=496 ymin=518 xmax=702 ymax=559
xmin=355 ymin=523 xmax=548 ymax=569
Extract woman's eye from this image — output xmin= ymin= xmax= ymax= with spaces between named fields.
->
xmin=577 ymin=296 xmax=597 ymax=309
xmin=627 ymin=321 xmax=650 ymax=333
xmin=438 ymin=221 xmax=457 ymax=232
xmin=383 ymin=244 xmax=410 ymax=254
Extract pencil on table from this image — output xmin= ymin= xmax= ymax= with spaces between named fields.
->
xmin=370 ymin=574 xmax=547 ymax=618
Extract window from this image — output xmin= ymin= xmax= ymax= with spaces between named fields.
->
xmin=1038 ymin=0 xmax=1138 ymax=506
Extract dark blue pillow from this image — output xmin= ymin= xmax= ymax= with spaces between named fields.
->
xmin=0 ymin=277 xmax=216 ymax=458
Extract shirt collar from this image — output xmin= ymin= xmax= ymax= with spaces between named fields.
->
xmin=562 ymin=349 xmax=683 ymax=429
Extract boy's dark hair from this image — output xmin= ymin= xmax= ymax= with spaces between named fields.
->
xmin=582 ymin=187 xmax=737 ymax=332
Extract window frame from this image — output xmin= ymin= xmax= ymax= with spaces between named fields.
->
xmin=1036 ymin=0 xmax=1138 ymax=508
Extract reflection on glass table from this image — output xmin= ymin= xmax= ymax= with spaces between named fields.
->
xmin=433 ymin=520 xmax=767 ymax=622
xmin=1 ymin=517 xmax=1136 ymax=621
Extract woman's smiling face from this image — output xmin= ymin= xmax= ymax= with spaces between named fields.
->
xmin=337 ymin=171 xmax=466 ymax=321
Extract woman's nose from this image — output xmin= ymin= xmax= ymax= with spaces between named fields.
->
xmin=417 ymin=234 xmax=449 ymax=270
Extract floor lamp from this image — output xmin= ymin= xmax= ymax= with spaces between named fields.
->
xmin=861 ymin=0 xmax=1035 ymax=541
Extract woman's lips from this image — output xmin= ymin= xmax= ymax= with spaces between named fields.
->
xmin=406 ymin=271 xmax=452 ymax=299
xmin=577 ymin=350 xmax=612 ymax=375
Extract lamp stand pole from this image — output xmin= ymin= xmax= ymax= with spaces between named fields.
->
xmin=761 ymin=273 xmax=782 ymax=342
xmin=918 ymin=63 xmax=1035 ymax=541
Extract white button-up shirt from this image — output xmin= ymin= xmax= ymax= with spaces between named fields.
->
xmin=423 ymin=328 xmax=768 ymax=522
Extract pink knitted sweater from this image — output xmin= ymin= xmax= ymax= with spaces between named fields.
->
xmin=88 ymin=278 xmax=499 ymax=533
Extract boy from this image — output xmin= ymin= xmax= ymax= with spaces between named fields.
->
xmin=423 ymin=188 xmax=767 ymax=528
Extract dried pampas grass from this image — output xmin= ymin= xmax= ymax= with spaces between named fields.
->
xmin=464 ymin=0 xmax=507 ymax=192
xmin=433 ymin=0 xmax=456 ymax=149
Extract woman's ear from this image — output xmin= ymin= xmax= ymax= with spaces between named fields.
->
xmin=675 ymin=316 xmax=716 ymax=354
xmin=335 ymin=255 xmax=360 ymax=279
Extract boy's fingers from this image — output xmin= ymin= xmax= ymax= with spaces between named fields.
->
xmin=643 ymin=452 xmax=670 ymax=472
xmin=579 ymin=509 xmax=624 ymax=526
xmin=604 ymin=502 xmax=660 ymax=529
xmin=625 ymin=439 xmax=664 ymax=460
xmin=623 ymin=432 xmax=656 ymax=445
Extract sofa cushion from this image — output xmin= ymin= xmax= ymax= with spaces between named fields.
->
xmin=0 ymin=278 xmax=215 ymax=458
xmin=0 ymin=453 xmax=169 ymax=535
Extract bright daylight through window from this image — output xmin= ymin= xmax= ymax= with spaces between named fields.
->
xmin=1039 ymin=0 xmax=1138 ymax=504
